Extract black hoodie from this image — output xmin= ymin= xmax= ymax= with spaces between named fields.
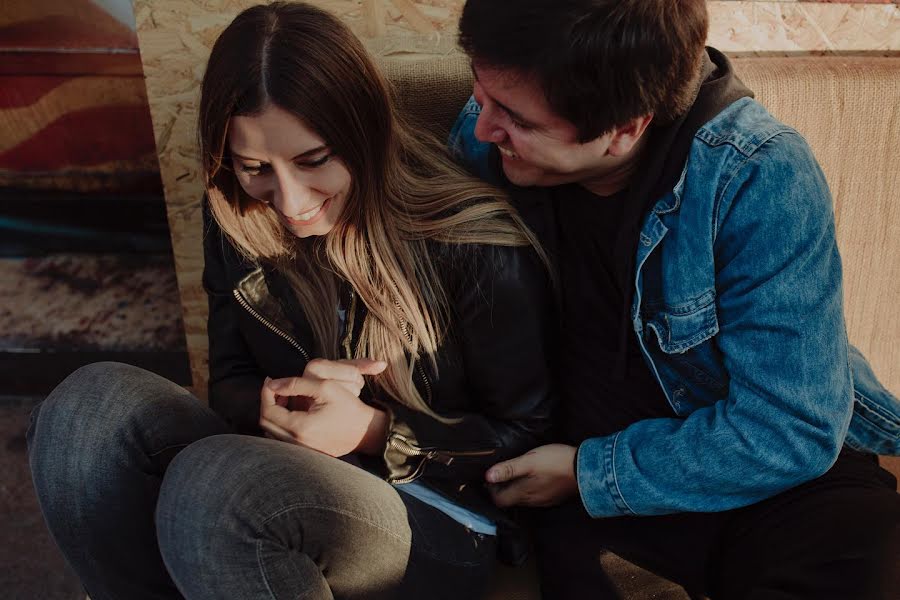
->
xmin=499 ymin=48 xmax=754 ymax=443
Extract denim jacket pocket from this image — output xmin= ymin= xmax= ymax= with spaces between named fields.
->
xmin=644 ymin=290 xmax=719 ymax=355
xmin=846 ymin=394 xmax=900 ymax=456
xmin=844 ymin=346 xmax=900 ymax=455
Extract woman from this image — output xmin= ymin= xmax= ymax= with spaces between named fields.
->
xmin=27 ymin=3 xmax=553 ymax=599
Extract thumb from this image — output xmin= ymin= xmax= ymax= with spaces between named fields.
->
xmin=486 ymin=456 xmax=527 ymax=484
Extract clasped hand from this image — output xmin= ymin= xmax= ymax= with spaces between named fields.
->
xmin=259 ymin=358 xmax=387 ymax=457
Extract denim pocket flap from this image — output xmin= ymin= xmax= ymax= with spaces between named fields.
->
xmin=646 ymin=293 xmax=719 ymax=354
xmin=845 ymin=391 xmax=900 ymax=456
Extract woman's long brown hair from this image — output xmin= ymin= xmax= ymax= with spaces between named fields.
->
xmin=199 ymin=1 xmax=543 ymax=417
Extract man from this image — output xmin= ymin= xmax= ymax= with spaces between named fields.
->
xmin=449 ymin=1 xmax=900 ymax=598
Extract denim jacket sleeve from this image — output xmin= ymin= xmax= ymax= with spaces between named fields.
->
xmin=577 ymin=131 xmax=853 ymax=517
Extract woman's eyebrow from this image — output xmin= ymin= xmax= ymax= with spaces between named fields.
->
xmin=232 ymin=145 xmax=328 ymax=162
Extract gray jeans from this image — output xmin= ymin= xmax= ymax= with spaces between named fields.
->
xmin=27 ymin=362 xmax=495 ymax=600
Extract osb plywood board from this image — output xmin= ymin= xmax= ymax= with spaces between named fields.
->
xmin=134 ymin=0 xmax=468 ymax=393
xmin=135 ymin=0 xmax=900 ymax=393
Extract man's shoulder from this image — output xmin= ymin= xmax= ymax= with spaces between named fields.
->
xmin=694 ymin=97 xmax=800 ymax=159
xmin=681 ymin=97 xmax=822 ymax=217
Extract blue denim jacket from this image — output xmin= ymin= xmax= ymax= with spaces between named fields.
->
xmin=450 ymin=95 xmax=900 ymax=518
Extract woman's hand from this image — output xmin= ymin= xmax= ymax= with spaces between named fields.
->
xmin=259 ymin=358 xmax=388 ymax=457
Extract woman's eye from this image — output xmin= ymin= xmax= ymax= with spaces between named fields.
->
xmin=300 ymin=153 xmax=332 ymax=168
xmin=240 ymin=163 xmax=268 ymax=176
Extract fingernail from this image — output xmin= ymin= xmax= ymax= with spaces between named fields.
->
xmin=486 ymin=469 xmax=498 ymax=483
xmin=268 ymin=379 xmax=286 ymax=391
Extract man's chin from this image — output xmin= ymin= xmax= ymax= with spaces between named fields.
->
xmin=502 ymin=163 xmax=567 ymax=188
xmin=502 ymin=161 xmax=547 ymax=188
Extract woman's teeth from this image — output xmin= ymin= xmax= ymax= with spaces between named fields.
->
xmin=292 ymin=203 xmax=323 ymax=221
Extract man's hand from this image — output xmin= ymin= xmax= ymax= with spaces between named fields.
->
xmin=485 ymin=444 xmax=579 ymax=508
xmin=260 ymin=358 xmax=388 ymax=457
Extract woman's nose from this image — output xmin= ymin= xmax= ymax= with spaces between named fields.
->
xmin=271 ymin=173 xmax=313 ymax=217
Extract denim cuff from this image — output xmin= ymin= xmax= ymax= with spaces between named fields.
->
xmin=576 ymin=434 xmax=635 ymax=518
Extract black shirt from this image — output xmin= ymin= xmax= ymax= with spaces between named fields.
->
xmin=501 ymin=50 xmax=753 ymax=446
xmin=552 ymin=183 xmax=674 ymax=444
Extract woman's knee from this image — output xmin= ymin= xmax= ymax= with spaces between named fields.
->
xmin=155 ymin=435 xmax=270 ymax=579
xmin=28 ymin=362 xmax=214 ymax=494
xmin=30 ymin=362 xmax=181 ymax=439
xmin=29 ymin=363 xmax=146 ymax=470
xmin=156 ymin=436 xmax=414 ymax=598
xmin=155 ymin=435 xmax=374 ymax=550
xmin=157 ymin=434 xmax=258 ymax=534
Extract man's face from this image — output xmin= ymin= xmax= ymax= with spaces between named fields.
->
xmin=471 ymin=64 xmax=614 ymax=188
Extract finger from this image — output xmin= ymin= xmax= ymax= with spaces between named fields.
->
xmin=304 ymin=359 xmax=365 ymax=387
xmin=261 ymin=381 xmax=279 ymax=407
xmin=486 ymin=455 xmax=530 ymax=484
xmin=340 ymin=358 xmax=388 ymax=376
xmin=261 ymin=378 xmax=290 ymax=408
xmin=260 ymin=416 xmax=298 ymax=445
xmin=261 ymin=400 xmax=307 ymax=435
xmin=334 ymin=380 xmax=364 ymax=397
xmin=266 ymin=376 xmax=322 ymax=399
xmin=261 ymin=389 xmax=290 ymax=408
xmin=488 ymin=480 xmax=526 ymax=508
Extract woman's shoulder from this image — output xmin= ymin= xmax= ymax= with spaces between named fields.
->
xmin=427 ymin=239 xmax=549 ymax=300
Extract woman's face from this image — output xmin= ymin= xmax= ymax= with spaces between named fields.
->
xmin=228 ymin=103 xmax=352 ymax=238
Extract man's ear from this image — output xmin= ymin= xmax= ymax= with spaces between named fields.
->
xmin=607 ymin=114 xmax=654 ymax=157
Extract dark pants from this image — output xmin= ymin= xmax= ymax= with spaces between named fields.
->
xmin=533 ymin=448 xmax=900 ymax=600
xmin=26 ymin=362 xmax=495 ymax=600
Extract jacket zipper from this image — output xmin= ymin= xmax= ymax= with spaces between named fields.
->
xmin=415 ymin=362 xmax=433 ymax=405
xmin=387 ymin=432 xmax=496 ymax=484
xmin=233 ymin=289 xmax=311 ymax=362
xmin=341 ymin=288 xmax=357 ymax=359
xmin=394 ymin=299 xmax=434 ymax=404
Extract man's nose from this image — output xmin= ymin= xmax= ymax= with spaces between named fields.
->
xmin=473 ymin=100 xmax=508 ymax=144
xmin=475 ymin=93 xmax=506 ymax=144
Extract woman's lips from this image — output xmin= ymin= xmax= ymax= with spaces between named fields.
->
xmin=282 ymin=196 xmax=332 ymax=226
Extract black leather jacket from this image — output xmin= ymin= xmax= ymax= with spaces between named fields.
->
xmin=202 ymin=205 xmax=554 ymax=564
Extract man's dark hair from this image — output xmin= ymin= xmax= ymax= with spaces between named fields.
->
xmin=459 ymin=0 xmax=709 ymax=142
